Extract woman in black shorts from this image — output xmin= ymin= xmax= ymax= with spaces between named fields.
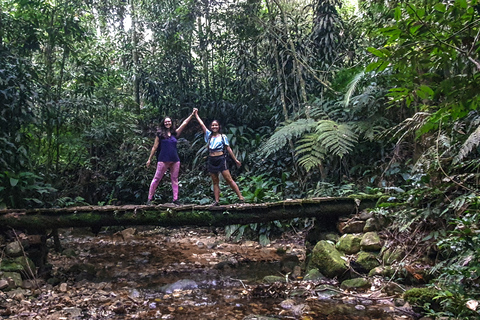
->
xmin=194 ymin=109 xmax=244 ymax=206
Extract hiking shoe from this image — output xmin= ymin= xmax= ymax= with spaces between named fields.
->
xmin=172 ymin=200 xmax=180 ymax=205
xmin=211 ymin=201 xmax=219 ymax=206
xmin=146 ymin=200 xmax=153 ymax=205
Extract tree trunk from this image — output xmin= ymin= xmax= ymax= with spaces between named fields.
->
xmin=0 ymin=197 xmax=378 ymax=232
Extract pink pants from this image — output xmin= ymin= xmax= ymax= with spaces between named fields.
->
xmin=148 ymin=161 xmax=180 ymax=201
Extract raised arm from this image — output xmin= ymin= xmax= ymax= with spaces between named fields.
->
xmin=146 ymin=136 xmax=160 ymax=168
xmin=194 ymin=109 xmax=207 ymax=134
xmin=175 ymin=109 xmax=196 ymax=136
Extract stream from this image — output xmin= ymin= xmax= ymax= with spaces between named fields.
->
xmin=3 ymin=226 xmax=415 ymax=319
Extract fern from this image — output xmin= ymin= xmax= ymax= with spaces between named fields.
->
xmin=315 ymin=120 xmax=358 ymax=158
xmin=258 ymin=118 xmax=317 ymax=157
xmin=295 ymin=133 xmax=326 ymax=171
xmin=455 ymin=124 xmax=480 ymax=163
xmin=382 ymin=112 xmax=431 ymax=142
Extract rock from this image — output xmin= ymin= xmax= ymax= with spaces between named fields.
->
xmin=6 ymin=288 xmax=26 ymax=301
xmin=121 ymin=228 xmax=136 ymax=241
xmin=64 ymin=307 xmax=82 ymax=317
xmin=315 ymin=284 xmax=340 ymax=300
xmin=59 ymin=283 xmax=68 ymax=292
xmin=162 ymin=279 xmax=198 ymax=293
xmin=355 ymin=251 xmax=380 ymax=272
xmin=368 ymin=266 xmax=396 ymax=278
xmin=263 ymin=275 xmax=286 ymax=283
xmin=5 ymin=241 xmax=22 ymax=256
xmin=360 ymin=232 xmax=382 ymax=251
xmin=336 ymin=234 xmax=362 ymax=254
xmin=359 ymin=211 xmax=373 ymax=220
xmin=0 ymin=280 xmax=8 ymax=290
xmin=1 ymin=272 xmax=22 ymax=288
xmin=363 ymin=218 xmax=378 ymax=232
xmin=303 ymin=268 xmax=326 ymax=281
xmin=340 ymin=278 xmax=371 ymax=291
xmin=339 ymin=221 xmax=366 ymax=233
xmin=0 ymin=259 xmax=24 ymax=272
xmin=310 ymin=241 xmax=348 ymax=278
xmin=280 ymin=299 xmax=295 ymax=309
xmin=13 ymin=256 xmax=35 ymax=274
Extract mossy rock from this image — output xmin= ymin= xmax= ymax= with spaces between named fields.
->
xmin=340 ymin=278 xmax=370 ymax=291
xmin=310 ymin=241 xmax=348 ymax=278
xmin=263 ymin=275 xmax=286 ymax=283
xmin=336 ymin=234 xmax=362 ymax=254
xmin=0 ymin=259 xmax=24 ymax=272
xmin=13 ymin=256 xmax=36 ymax=273
xmin=355 ymin=251 xmax=380 ymax=272
xmin=403 ymin=287 xmax=441 ymax=311
xmin=363 ymin=218 xmax=378 ymax=232
xmin=1 ymin=272 xmax=23 ymax=287
xmin=368 ymin=266 xmax=396 ymax=278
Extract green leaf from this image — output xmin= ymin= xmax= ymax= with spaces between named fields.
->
xmin=367 ymin=47 xmax=387 ymax=58
xmin=394 ymin=7 xmax=402 ymax=20
xmin=366 ymin=60 xmax=383 ymax=72
xmin=434 ymin=3 xmax=446 ymax=12
xmin=10 ymin=178 xmax=19 ymax=187
xmin=259 ymin=234 xmax=270 ymax=246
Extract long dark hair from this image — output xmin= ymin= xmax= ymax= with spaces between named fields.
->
xmin=157 ymin=117 xmax=177 ymax=139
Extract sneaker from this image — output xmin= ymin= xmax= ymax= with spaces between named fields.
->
xmin=146 ymin=200 xmax=153 ymax=205
xmin=239 ymin=199 xmax=245 ymax=204
xmin=172 ymin=200 xmax=180 ymax=205
xmin=211 ymin=201 xmax=219 ymax=206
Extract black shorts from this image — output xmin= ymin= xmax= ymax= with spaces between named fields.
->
xmin=207 ymin=155 xmax=228 ymax=173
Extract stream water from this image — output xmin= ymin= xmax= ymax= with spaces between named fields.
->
xmin=43 ymin=227 xmax=414 ymax=320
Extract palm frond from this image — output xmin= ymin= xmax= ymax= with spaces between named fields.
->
xmin=455 ymin=124 xmax=480 ymax=163
xmin=343 ymin=71 xmax=365 ymax=107
xmin=315 ymin=120 xmax=358 ymax=158
xmin=258 ymin=118 xmax=317 ymax=157
xmin=295 ymin=133 xmax=326 ymax=172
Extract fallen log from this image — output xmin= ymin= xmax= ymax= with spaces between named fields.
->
xmin=0 ymin=197 xmax=378 ymax=232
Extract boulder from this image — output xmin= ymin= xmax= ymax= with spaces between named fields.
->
xmin=339 ymin=221 xmax=365 ymax=234
xmin=336 ymin=234 xmax=362 ymax=254
xmin=310 ymin=241 xmax=348 ymax=278
xmin=355 ymin=251 xmax=380 ymax=272
xmin=5 ymin=241 xmax=22 ymax=257
xmin=360 ymin=232 xmax=382 ymax=251
xmin=363 ymin=218 xmax=378 ymax=232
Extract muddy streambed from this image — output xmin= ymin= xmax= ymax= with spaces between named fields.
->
xmin=3 ymin=227 xmax=415 ymax=319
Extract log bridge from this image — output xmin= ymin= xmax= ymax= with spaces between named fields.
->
xmin=0 ymin=197 xmax=378 ymax=232
xmin=0 ymin=197 xmax=379 ymax=272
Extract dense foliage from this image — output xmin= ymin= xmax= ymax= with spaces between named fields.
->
xmin=1 ymin=0 xmax=480 ymax=317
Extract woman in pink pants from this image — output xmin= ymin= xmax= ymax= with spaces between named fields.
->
xmin=146 ymin=109 xmax=196 ymax=205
